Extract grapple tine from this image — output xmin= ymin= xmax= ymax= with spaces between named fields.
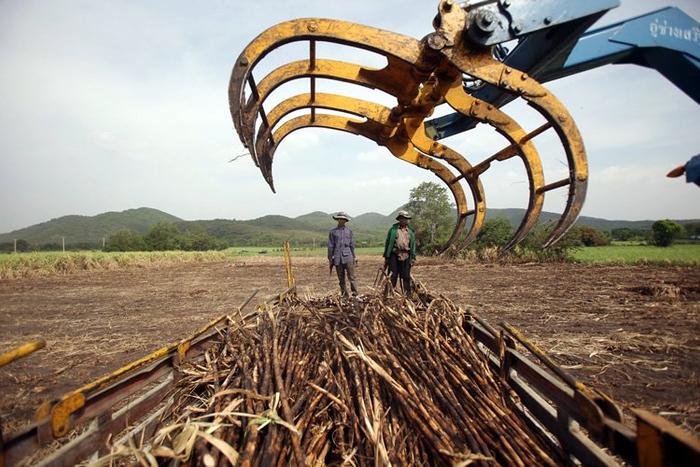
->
xmin=229 ymin=18 xmax=424 ymax=152
xmin=443 ymin=82 xmax=545 ymax=252
xmin=256 ymin=93 xmax=487 ymax=253
xmin=246 ymin=58 xmax=421 ymax=117
xmin=407 ymin=123 xmax=486 ymax=248
xmin=263 ymin=113 xmax=469 ymax=254
xmin=385 ymin=140 xmax=470 ymax=254
xmin=253 ymin=93 xmax=393 ymax=190
xmin=241 ymin=58 xmax=424 ymax=175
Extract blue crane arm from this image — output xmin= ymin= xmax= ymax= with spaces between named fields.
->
xmin=426 ymin=5 xmax=700 ymax=140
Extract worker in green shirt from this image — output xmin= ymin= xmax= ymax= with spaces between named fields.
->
xmin=383 ymin=211 xmax=416 ymax=295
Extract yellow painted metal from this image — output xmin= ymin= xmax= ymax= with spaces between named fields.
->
xmin=443 ymin=82 xmax=545 ymax=250
xmin=251 ymin=58 xmax=420 ymax=107
xmin=243 ymin=58 xmax=422 ymax=165
xmin=0 ymin=339 xmax=46 ymax=368
xmin=228 ymin=0 xmax=589 ymax=252
xmin=268 ymin=113 xmax=470 ymax=254
xmin=432 ymin=0 xmax=586 ymax=247
xmin=46 ymin=314 xmax=228 ymax=438
xmin=230 ymin=18 xmax=425 ymax=159
xmin=50 ymin=393 xmax=85 ymax=438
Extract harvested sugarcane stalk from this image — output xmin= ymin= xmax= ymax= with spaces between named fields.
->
xmin=99 ymin=288 xmax=566 ymax=466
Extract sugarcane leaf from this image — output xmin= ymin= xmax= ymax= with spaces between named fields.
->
xmin=195 ymin=429 xmax=240 ymax=465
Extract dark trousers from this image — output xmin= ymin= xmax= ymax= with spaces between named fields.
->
xmin=388 ymin=253 xmax=411 ymax=295
xmin=336 ymin=261 xmax=358 ymax=296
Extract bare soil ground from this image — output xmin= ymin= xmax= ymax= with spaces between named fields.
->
xmin=1 ymin=256 xmax=698 ymax=436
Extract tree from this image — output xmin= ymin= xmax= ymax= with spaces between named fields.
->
xmin=144 ymin=222 xmax=181 ymax=251
xmin=651 ymin=220 xmax=684 ymax=247
xmin=105 ymin=230 xmax=147 ymax=251
xmin=611 ymin=227 xmax=649 ymax=242
xmin=578 ymin=226 xmax=611 ymax=246
xmin=611 ymin=228 xmax=634 ymax=241
xmin=476 ymin=218 xmax=513 ymax=247
xmin=179 ymin=232 xmax=227 ymax=251
xmin=0 ymin=239 xmax=30 ymax=253
xmin=683 ymin=222 xmax=700 ymax=239
xmin=403 ymin=182 xmax=453 ymax=253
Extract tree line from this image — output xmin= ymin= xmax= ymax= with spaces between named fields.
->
xmin=104 ymin=223 xmax=228 ymax=251
xmin=0 ymin=223 xmax=228 ymax=253
xmin=2 ymin=182 xmax=695 ymax=253
xmin=404 ymin=182 xmax=694 ymax=254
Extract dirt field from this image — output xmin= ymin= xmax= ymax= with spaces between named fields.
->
xmin=1 ymin=256 xmax=698 ymax=437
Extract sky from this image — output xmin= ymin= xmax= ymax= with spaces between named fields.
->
xmin=1 ymin=0 xmax=699 ymax=233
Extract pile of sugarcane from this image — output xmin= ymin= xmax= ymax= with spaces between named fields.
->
xmin=113 ymin=289 xmax=565 ymax=466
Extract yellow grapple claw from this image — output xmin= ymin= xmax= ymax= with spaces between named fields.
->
xmin=229 ymin=0 xmax=587 ymax=253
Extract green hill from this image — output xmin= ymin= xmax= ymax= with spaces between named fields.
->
xmin=175 ymin=215 xmax=385 ymax=247
xmin=0 ymin=208 xmax=182 ymax=246
xmin=483 ymin=208 xmax=698 ymax=231
xmin=2 ymin=207 xmax=697 ymax=249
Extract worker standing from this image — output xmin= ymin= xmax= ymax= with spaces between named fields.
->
xmin=328 ymin=212 xmax=358 ymax=297
xmin=383 ymin=211 xmax=416 ymax=295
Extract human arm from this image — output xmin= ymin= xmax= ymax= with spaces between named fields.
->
xmin=383 ymin=227 xmax=393 ymax=265
xmin=409 ymin=227 xmax=417 ymax=263
xmin=350 ymin=230 xmax=357 ymax=264
xmin=327 ymin=230 xmax=335 ymax=263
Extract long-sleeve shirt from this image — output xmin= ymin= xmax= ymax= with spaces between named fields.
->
xmin=328 ymin=226 xmax=356 ymax=265
xmin=394 ymin=225 xmax=411 ymax=261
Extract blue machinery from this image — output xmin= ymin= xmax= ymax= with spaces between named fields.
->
xmin=427 ymin=1 xmax=700 ymax=139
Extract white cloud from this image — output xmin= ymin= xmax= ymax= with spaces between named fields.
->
xmin=354 ymin=176 xmax=418 ymax=188
xmin=584 ymin=164 xmax=699 ymax=220
xmin=356 ymin=147 xmax=389 ymax=162
xmin=0 ymin=0 xmax=698 ymax=232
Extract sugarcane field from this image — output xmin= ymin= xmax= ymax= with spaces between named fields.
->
xmin=2 ymin=0 xmax=700 ymax=465
xmin=1 ymin=255 xmax=699 ymax=465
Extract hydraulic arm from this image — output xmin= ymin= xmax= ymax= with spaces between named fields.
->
xmin=429 ymin=3 xmax=700 ymax=138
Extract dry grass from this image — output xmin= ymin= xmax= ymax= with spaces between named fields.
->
xmin=0 ymin=251 xmax=231 ymax=280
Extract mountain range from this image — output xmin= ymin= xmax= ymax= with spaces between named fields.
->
xmin=0 ymin=207 xmax=697 ymax=248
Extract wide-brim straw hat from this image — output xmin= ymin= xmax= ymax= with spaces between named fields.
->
xmin=332 ymin=211 xmax=351 ymax=221
xmin=395 ymin=210 xmax=412 ymax=220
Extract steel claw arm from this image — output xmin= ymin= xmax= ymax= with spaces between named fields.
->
xmin=254 ymin=93 xmax=488 ymax=247
xmin=242 ymin=58 xmax=422 ymax=140
xmin=263 ymin=113 xmax=469 ymax=254
xmin=443 ymin=82 xmax=545 ymax=251
xmin=229 ymin=18 xmax=426 ymax=161
xmin=432 ymin=0 xmax=587 ymax=247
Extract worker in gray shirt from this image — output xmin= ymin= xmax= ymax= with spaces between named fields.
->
xmin=328 ymin=212 xmax=358 ymax=297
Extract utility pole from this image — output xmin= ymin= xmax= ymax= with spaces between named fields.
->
xmin=13 ymin=238 xmax=17 ymax=254
xmin=62 ymin=236 xmax=65 ymax=253
xmin=102 ymin=237 xmax=106 ymax=249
